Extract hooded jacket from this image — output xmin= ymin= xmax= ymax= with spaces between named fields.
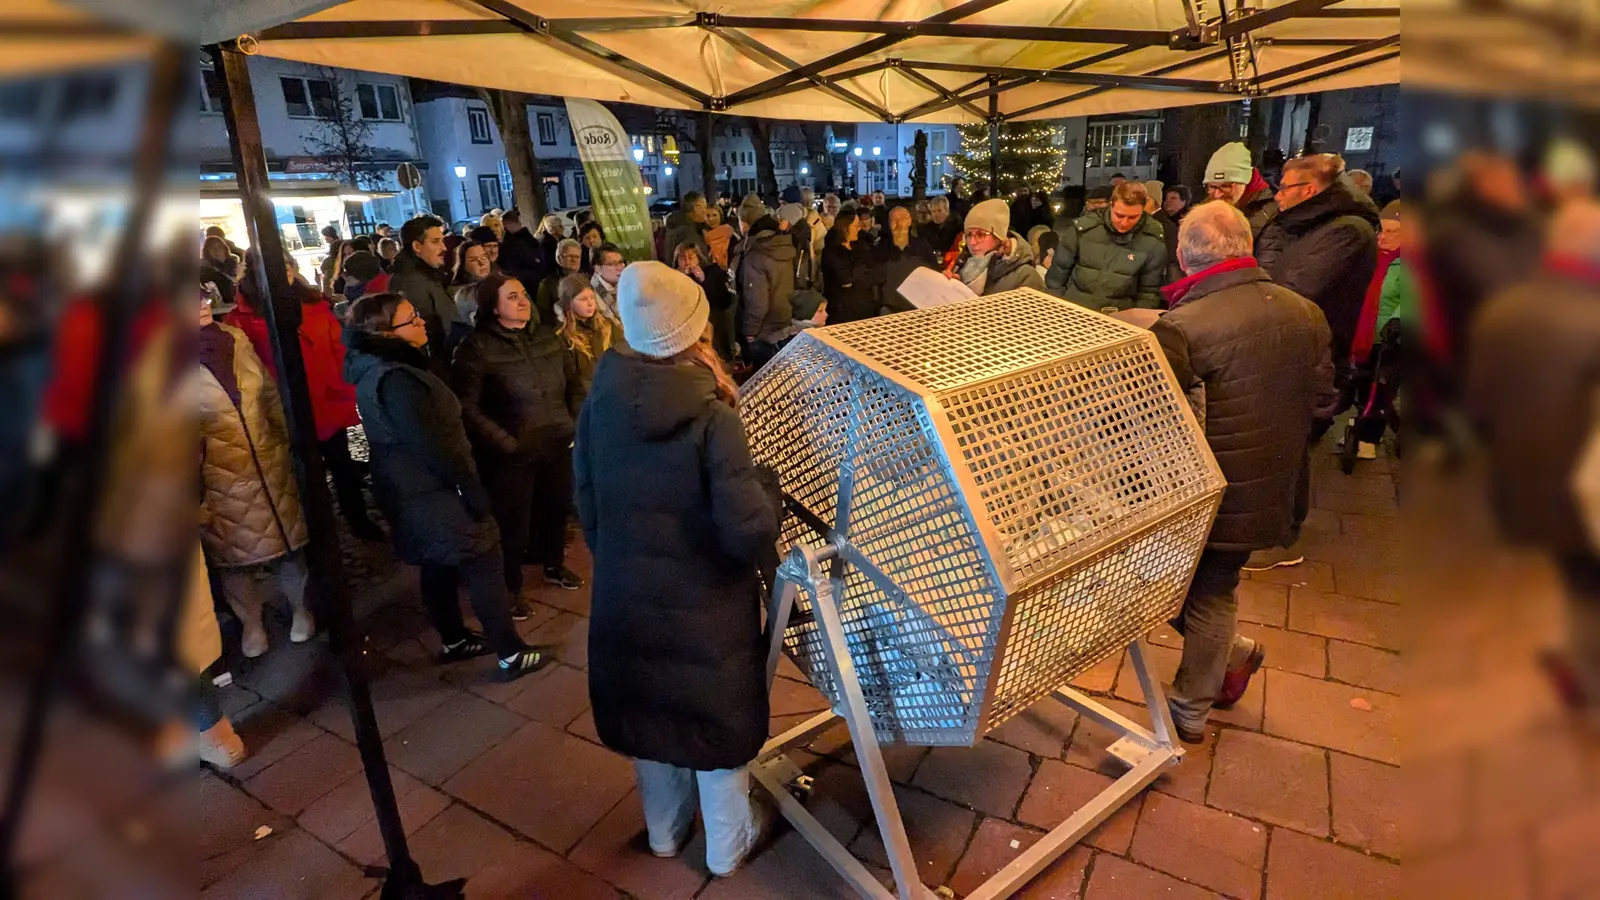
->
xmin=820 ymin=229 xmax=884 ymax=324
xmin=1255 ymin=178 xmax=1380 ymax=361
xmin=224 ymin=281 xmax=360 ymax=441
xmin=387 ymin=251 xmax=460 ymax=371
xmin=575 ymin=350 xmax=780 ymax=771
xmin=1046 ymin=208 xmax=1168 ymax=310
xmin=197 ymin=322 xmax=309 ymax=568
xmin=449 ymin=320 xmax=580 ymax=462
xmin=663 ymin=209 xmax=711 ymax=263
xmin=1237 ymin=172 xmax=1279 ymax=240
xmin=344 ymin=329 xmax=497 ymax=566
xmin=1153 ymin=265 xmax=1338 ymax=551
xmin=734 ymin=216 xmax=798 ymax=343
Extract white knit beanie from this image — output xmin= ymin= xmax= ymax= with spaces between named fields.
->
xmin=1204 ymin=142 xmax=1253 ymax=185
xmin=617 ymin=261 xmax=709 ymax=359
xmin=965 ymin=198 xmax=1010 ymax=237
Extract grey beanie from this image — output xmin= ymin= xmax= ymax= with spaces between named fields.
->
xmin=618 ymin=261 xmax=710 ymax=359
xmin=1204 ymin=142 xmax=1253 ymax=185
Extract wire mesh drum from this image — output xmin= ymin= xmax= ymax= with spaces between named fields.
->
xmin=740 ymin=289 xmax=1226 ymax=747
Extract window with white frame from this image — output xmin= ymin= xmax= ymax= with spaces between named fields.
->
xmin=1345 ymin=126 xmax=1374 ymax=152
xmin=478 ymin=174 xmax=502 ymax=211
xmin=468 ymin=106 xmax=492 ymax=144
xmin=280 ymin=75 xmax=336 ymax=119
xmin=1084 ymin=120 xmax=1161 ymax=170
xmin=497 ymin=159 xmax=513 ymax=207
xmin=536 ymin=112 xmax=557 ymax=145
xmin=357 ymin=82 xmax=402 ymax=121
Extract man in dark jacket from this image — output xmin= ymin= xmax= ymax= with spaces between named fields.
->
xmin=1468 ymin=201 xmax=1600 ymax=712
xmin=1047 ymin=181 xmax=1168 ymax=311
xmin=665 ymin=191 xmax=712 ymax=262
xmin=919 ymin=194 xmax=963 ymax=261
xmin=1255 ymin=153 xmax=1381 ymax=367
xmin=877 ymin=205 xmax=938 ymax=312
xmin=498 ymin=209 xmax=545 ymax=287
xmin=1152 ymin=202 xmax=1339 ymax=742
xmin=387 ymin=215 xmax=460 ymax=374
xmin=1202 ymin=141 xmax=1277 ymax=241
xmin=734 ymin=213 xmax=799 ymax=369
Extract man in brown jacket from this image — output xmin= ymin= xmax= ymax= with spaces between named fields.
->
xmin=1152 ymin=202 xmax=1339 ymax=741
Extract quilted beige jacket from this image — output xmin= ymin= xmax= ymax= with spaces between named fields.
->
xmin=198 ymin=323 xmax=308 ymax=568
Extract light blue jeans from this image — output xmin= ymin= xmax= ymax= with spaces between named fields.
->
xmin=633 ymin=759 xmax=761 ymax=875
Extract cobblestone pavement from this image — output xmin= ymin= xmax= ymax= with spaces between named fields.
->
xmin=22 ymin=438 xmax=1600 ymax=898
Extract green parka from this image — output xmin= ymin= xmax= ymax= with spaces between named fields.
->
xmin=1046 ymin=209 xmax=1168 ymax=311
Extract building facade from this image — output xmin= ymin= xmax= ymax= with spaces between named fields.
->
xmin=844 ymin=123 xmax=962 ymax=197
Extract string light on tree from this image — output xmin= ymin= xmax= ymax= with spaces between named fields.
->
xmin=947 ymin=120 xmax=1064 ymax=196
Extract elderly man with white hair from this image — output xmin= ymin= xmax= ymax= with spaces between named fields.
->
xmin=1152 ymin=201 xmax=1339 ymax=743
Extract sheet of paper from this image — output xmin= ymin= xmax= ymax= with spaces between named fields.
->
xmin=897 ymin=266 xmax=979 ymax=309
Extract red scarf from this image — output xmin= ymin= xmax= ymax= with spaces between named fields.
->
xmin=1352 ymin=247 xmax=1401 ymax=364
xmin=1162 ymin=257 xmax=1259 ymax=309
xmin=1545 ymin=253 xmax=1600 ymax=286
xmin=1244 ymin=168 xmax=1271 ymax=200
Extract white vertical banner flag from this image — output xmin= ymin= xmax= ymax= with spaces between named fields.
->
xmin=564 ymin=98 xmax=654 ymax=262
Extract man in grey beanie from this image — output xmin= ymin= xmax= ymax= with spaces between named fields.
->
xmin=1202 ymin=141 xmax=1277 ymax=240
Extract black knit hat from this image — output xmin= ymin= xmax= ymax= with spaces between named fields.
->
xmin=469 ymin=226 xmax=499 ymax=244
xmin=342 ymin=250 xmax=382 ymax=283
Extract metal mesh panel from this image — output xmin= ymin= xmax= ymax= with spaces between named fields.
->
xmin=741 ymin=290 xmax=1225 ymax=747
xmin=939 ymin=338 xmax=1218 ymax=583
xmin=985 ymin=496 xmax=1220 ymax=731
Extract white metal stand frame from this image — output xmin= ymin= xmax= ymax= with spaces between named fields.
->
xmin=755 ymin=543 xmax=1185 ymax=900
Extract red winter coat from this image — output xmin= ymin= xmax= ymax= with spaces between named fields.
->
xmin=1352 ymin=247 xmax=1400 ymax=364
xmin=224 ymin=284 xmax=360 ymax=441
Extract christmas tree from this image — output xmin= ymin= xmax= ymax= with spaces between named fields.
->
xmin=947 ymin=121 xmax=1064 ymax=195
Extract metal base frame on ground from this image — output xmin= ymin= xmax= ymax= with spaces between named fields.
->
xmin=754 ymin=544 xmax=1184 ymax=900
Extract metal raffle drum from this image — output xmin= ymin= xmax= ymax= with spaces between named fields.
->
xmin=740 ymin=288 xmax=1225 ymax=900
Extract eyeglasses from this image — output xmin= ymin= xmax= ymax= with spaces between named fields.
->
xmin=962 ymin=229 xmax=994 ymax=242
xmin=1203 ymin=184 xmax=1233 ymax=197
xmin=389 ymin=312 xmax=422 ymax=331
xmin=1275 ymin=181 xmax=1314 ymax=195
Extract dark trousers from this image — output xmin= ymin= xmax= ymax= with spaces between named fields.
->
xmin=710 ymin=304 xmax=737 ymax=362
xmin=1169 ymin=548 xmax=1253 ymax=726
xmin=418 ymin=548 xmax=524 ymax=658
xmin=320 ymin=429 xmax=369 ymax=527
xmin=481 ymin=449 xmax=571 ymax=595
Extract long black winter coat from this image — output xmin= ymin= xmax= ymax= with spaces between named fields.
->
xmin=576 ymin=351 xmax=780 ymax=771
xmin=499 ymin=228 xmax=545 ymax=289
xmin=344 ymin=330 xmax=497 ymax=566
xmin=875 ymin=234 xmax=939 ymax=313
xmin=449 ymin=320 xmax=580 ymax=462
xmin=735 ymin=218 xmax=797 ymax=343
xmin=1153 ymin=267 xmax=1339 ymax=552
xmin=1256 ymin=181 xmax=1379 ymax=362
xmin=821 ymin=232 xmax=884 ymax=324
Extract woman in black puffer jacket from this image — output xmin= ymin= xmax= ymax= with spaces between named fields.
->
xmin=576 ymin=261 xmax=780 ymax=878
xmin=343 ymin=292 xmax=548 ymax=682
xmin=820 ymin=212 xmax=883 ymax=324
xmin=450 ymin=274 xmax=584 ymax=612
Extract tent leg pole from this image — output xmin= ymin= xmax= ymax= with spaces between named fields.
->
xmin=987 ymin=76 xmax=1001 ymax=190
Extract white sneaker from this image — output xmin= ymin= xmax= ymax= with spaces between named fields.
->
xmin=1356 ymin=441 xmax=1378 ymax=460
xmin=290 ymin=605 xmax=315 ymax=643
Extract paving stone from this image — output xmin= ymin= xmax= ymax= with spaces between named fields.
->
xmin=1340 ymin=514 xmax=1394 ymax=538
xmin=228 ymin=713 xmax=325 ymax=781
xmin=697 ymin=831 xmax=870 ymax=899
xmin=469 ymin=842 xmax=623 ymax=899
xmin=1265 ymin=828 xmax=1400 ymax=900
xmin=567 ymin=790 xmax=710 ymax=900
xmin=1310 ymin=485 xmax=1398 ymax=517
xmin=1236 ymin=623 xmax=1326 ymax=678
xmin=1236 ymin=581 xmax=1289 ymax=627
xmin=1083 ymin=853 xmax=1220 ymax=900
xmin=1326 ymin=640 xmax=1401 ymax=693
xmin=1248 ymin=560 xmax=1337 ymax=593
xmin=1300 ymin=508 xmax=1342 ymax=536
xmin=309 ymin=664 xmax=457 ymax=742
xmin=849 ymin=783 xmax=977 ymax=886
xmin=1207 ymin=730 xmax=1329 ymax=836
xmin=504 ymin=663 xmax=592 ymax=727
xmin=524 ymin=611 xmax=590 ymax=670
xmin=1470 ymin=723 xmax=1588 ymax=839
xmin=527 ymin=576 xmax=593 ymax=618
xmin=243 ymin=731 xmax=363 ymax=816
xmin=1153 ymin=722 xmax=1215 ymax=805
xmin=1535 ymin=800 xmax=1600 ymax=900
xmin=336 ymin=778 xmax=454 ymax=866
xmin=1017 ymin=760 xmax=1142 ymax=854
xmin=1262 ymin=670 xmax=1398 ymax=765
xmin=1069 ymin=651 xmax=1122 ymax=693
xmin=1065 ymin=697 xmax=1163 ymax=777
xmin=1408 ymin=838 xmax=1531 ymax=900
xmin=566 ymin=707 xmax=604 ymax=745
xmin=1287 ymin=588 xmax=1400 ymax=650
xmin=1329 ymin=556 xmax=1400 ymax=604
xmin=1130 ymin=792 xmax=1268 ymax=900
xmin=849 ymin=744 xmax=932 ymax=787
xmin=1328 ymin=752 xmax=1400 ymax=858
xmin=912 ymin=740 xmax=1035 ymax=817
xmin=443 ymin=720 xmax=634 ymax=853
xmin=947 ymin=818 xmax=1090 ymax=899
xmin=768 ymin=676 xmax=833 ymax=737
xmin=386 ymin=692 xmax=526 ymax=786
xmin=988 ymin=698 xmax=1079 ymax=758
xmin=408 ymin=802 xmax=527 ymax=886
xmin=199 ymin=827 xmax=375 ymax=900
xmin=197 ymin=773 xmax=292 ymax=887
xmin=1113 ymin=642 xmax=1180 ymax=706
xmin=297 ymin=765 xmax=441 ymax=847
xmin=1408 ymin=752 xmax=1468 ymax=857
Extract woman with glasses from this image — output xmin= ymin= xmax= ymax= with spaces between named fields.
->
xmin=343 ymin=292 xmax=550 ymax=681
xmin=588 ymin=242 xmax=628 ymax=329
xmin=820 ymin=210 xmax=883 ymax=325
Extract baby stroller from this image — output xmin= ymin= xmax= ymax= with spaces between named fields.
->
xmin=1341 ymin=317 xmax=1404 ymax=474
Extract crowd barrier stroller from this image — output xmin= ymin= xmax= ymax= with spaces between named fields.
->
xmin=1342 ymin=317 xmax=1405 ymax=474
xmin=738 ymin=290 xmax=1227 ymax=900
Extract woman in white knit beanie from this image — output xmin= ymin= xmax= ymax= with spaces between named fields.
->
xmin=574 ymin=261 xmax=781 ymax=877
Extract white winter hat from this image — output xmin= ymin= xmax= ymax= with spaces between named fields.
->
xmin=965 ymin=198 xmax=1010 ymax=237
xmin=617 ymin=261 xmax=709 ymax=359
xmin=776 ymin=203 xmax=806 ymax=226
xmin=1204 ymin=142 xmax=1253 ymax=185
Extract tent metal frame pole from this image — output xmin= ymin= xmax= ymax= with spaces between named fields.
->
xmin=893 ymin=63 xmax=987 ymax=121
xmin=259 ymin=20 xmax=523 ymax=39
xmin=703 ymin=24 xmax=892 ymax=121
xmin=703 ymin=15 xmax=1176 ymax=46
xmin=906 ymin=60 xmax=1225 ymax=93
xmin=998 ymin=47 xmax=1233 ymax=121
xmin=721 ymin=0 xmax=1011 ymax=109
xmin=1209 ymin=0 xmax=1345 ymax=41
xmin=987 ymin=77 xmax=1000 ymax=190
xmin=210 ymin=43 xmax=466 ymax=900
xmin=1266 ymin=49 xmax=1399 ymax=94
xmin=0 ymin=42 xmax=186 ymax=895
xmin=1251 ymin=35 xmax=1399 ymax=90
xmin=897 ymin=45 xmax=1138 ymax=121
xmin=753 ymin=60 xmax=898 ymax=106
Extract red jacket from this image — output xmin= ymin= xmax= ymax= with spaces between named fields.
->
xmin=225 ymin=285 xmax=360 ymax=441
xmin=1352 ymin=247 xmax=1400 ymax=364
xmin=43 ymin=297 xmax=170 ymax=442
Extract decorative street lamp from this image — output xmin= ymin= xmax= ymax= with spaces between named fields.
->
xmin=453 ymin=162 xmax=470 ymax=216
xmin=633 ymin=146 xmax=645 ymax=163
xmin=853 ymin=147 xmax=863 ymax=157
